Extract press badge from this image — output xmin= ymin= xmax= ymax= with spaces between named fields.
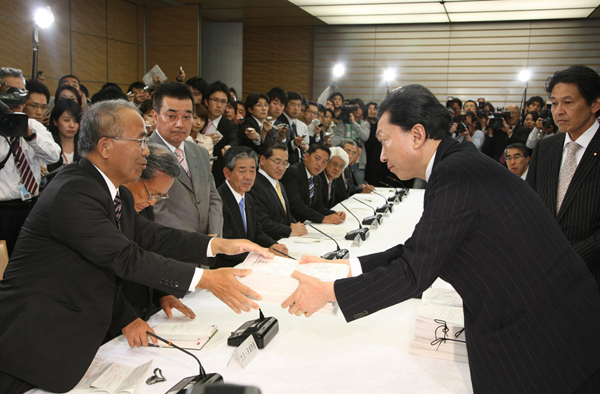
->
xmin=19 ymin=183 xmax=32 ymax=201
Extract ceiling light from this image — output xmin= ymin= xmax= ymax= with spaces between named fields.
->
xmin=34 ymin=6 xmax=54 ymax=29
xmin=519 ymin=70 xmax=531 ymax=82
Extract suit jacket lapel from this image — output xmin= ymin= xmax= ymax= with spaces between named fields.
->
xmin=184 ymin=142 xmax=199 ymax=195
xmin=245 ymin=195 xmax=254 ymax=240
xmin=259 ymin=174 xmax=286 ymax=218
xmin=299 ymin=163 xmax=311 ymax=206
xmin=558 ymin=131 xmax=600 ymax=220
xmin=549 ymin=133 xmax=566 ymax=216
xmin=223 ymin=184 xmax=246 ymax=236
xmin=150 ymin=132 xmax=194 ymax=192
xmin=79 ymin=157 xmax=118 ymax=227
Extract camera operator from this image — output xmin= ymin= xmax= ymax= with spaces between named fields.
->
xmin=0 ymin=67 xmax=60 ymax=256
xmin=482 ymin=104 xmax=529 ymax=162
xmin=526 ymin=110 xmax=557 ymax=150
xmin=453 ymin=111 xmax=484 ymax=151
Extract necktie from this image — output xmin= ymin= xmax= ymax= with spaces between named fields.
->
xmin=239 ymin=197 xmax=247 ymax=234
xmin=174 ymin=147 xmax=190 ymax=179
xmin=308 ymin=176 xmax=315 ymax=205
xmin=10 ymin=137 xmax=38 ymax=196
xmin=114 ymin=192 xmax=122 ymax=225
xmin=557 ymin=141 xmax=582 ymax=212
xmin=276 ymin=181 xmax=287 ymax=213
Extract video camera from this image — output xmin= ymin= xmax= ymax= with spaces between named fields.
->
xmin=0 ymin=79 xmax=29 ymax=139
xmin=488 ymin=110 xmax=511 ymax=130
xmin=539 ymin=101 xmax=554 ymax=130
xmin=338 ymin=104 xmax=358 ymax=123
xmin=456 ymin=111 xmax=468 ymax=134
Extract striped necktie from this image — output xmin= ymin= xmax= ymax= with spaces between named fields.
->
xmin=557 ymin=141 xmax=581 ymax=213
xmin=174 ymin=147 xmax=191 ymax=179
xmin=10 ymin=137 xmax=38 ymax=196
xmin=114 ymin=192 xmax=122 ymax=225
xmin=308 ymin=176 xmax=315 ymax=205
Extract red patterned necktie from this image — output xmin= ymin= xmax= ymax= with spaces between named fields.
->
xmin=10 ymin=137 xmax=38 ymax=196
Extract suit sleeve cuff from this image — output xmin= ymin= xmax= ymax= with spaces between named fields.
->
xmin=189 ymin=268 xmax=204 ymax=292
xmin=207 ymin=237 xmax=215 ymax=257
xmin=349 ymin=257 xmax=362 ymax=276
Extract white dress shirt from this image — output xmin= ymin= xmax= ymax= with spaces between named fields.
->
xmin=560 ymin=121 xmax=598 ymax=172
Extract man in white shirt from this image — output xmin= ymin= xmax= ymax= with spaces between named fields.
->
xmin=0 ymin=67 xmax=60 ymax=256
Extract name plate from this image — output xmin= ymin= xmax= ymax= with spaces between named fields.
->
xmin=352 ymin=234 xmax=363 ymax=247
xmin=228 ymin=335 xmax=258 ymax=369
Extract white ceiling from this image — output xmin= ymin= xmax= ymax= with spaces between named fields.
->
xmin=288 ymin=0 xmax=600 ymax=25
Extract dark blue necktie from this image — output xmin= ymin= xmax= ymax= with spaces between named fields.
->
xmin=239 ymin=197 xmax=247 ymax=234
xmin=308 ymin=177 xmax=315 ymax=205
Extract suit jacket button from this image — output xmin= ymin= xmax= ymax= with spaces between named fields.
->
xmin=174 ymin=282 xmax=179 ymax=287
xmin=170 ymin=281 xmax=174 ymax=286
xmin=200 ymin=222 xmax=204 ymax=226
xmin=102 ymin=325 xmax=109 ymax=331
xmin=142 ymin=308 xmax=147 ymax=313
xmin=159 ymin=278 xmax=164 ymax=284
xmin=197 ymin=200 xmax=201 ymax=204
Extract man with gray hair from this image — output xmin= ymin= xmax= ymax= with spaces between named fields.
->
xmin=0 ymin=67 xmax=60 ymax=256
xmin=0 ymin=99 xmax=273 ymax=394
xmin=319 ymin=146 xmax=349 ymax=209
xmin=216 ymin=146 xmax=289 ymax=268
xmin=339 ymin=139 xmax=374 ymax=197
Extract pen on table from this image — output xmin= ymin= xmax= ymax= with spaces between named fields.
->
xmin=273 ymin=248 xmax=296 ymax=260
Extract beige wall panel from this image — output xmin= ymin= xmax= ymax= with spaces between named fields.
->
xmin=137 ymin=5 xmax=144 ymax=44
xmin=146 ymin=46 xmax=197 ymax=82
xmin=37 ymin=27 xmax=71 ymax=84
xmin=0 ymin=18 xmax=32 ymax=74
xmin=146 ymin=6 xmax=198 ymax=46
xmin=243 ymin=61 xmax=313 ymax=99
xmin=138 ymin=45 xmax=144 ymax=77
xmin=244 ymin=26 xmax=314 ymax=62
xmin=107 ymin=0 xmax=137 ymax=43
xmin=72 ymin=32 xmax=107 ymax=82
xmin=71 ymin=0 xmax=106 ymax=37
xmin=108 ymin=40 xmax=138 ymax=85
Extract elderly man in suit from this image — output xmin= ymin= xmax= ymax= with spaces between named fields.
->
xmin=249 ymin=140 xmax=307 ymax=241
xmin=150 ymin=82 xmax=223 ymax=237
xmin=0 ymin=100 xmax=273 ymax=394
xmin=280 ymin=144 xmax=346 ymax=224
xmin=319 ymin=146 xmax=349 ymax=209
xmin=283 ymin=84 xmax=600 ymax=394
xmin=527 ymin=65 xmax=600 ymax=287
xmin=216 ymin=146 xmax=289 ymax=268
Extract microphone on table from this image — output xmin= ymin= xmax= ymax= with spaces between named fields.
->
xmin=372 ymin=190 xmax=394 ymax=214
xmin=387 ymin=176 xmax=410 ymax=196
xmin=146 ymin=331 xmax=224 ymax=392
xmin=353 ymin=197 xmax=383 ymax=225
xmin=339 ymin=202 xmax=370 ymax=241
xmin=377 ymin=182 xmax=403 ymax=204
xmin=308 ymin=224 xmax=350 ymax=260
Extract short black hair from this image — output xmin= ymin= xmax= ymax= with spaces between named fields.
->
xmin=245 ymin=93 xmax=270 ymax=113
xmin=204 ymin=80 xmax=230 ymax=102
xmin=261 ymin=139 xmax=287 ymax=158
xmin=349 ymin=98 xmax=366 ymax=116
xmin=58 ymin=74 xmax=80 ymax=87
xmin=152 ymin=81 xmax=194 ymax=114
xmin=49 ymin=99 xmax=82 ymax=138
xmin=525 ymin=111 xmax=539 ymax=122
xmin=79 ymin=84 xmax=89 ymax=99
xmin=287 ymin=91 xmax=302 ymax=104
xmin=138 ymin=99 xmax=154 ymax=115
xmin=378 ymin=84 xmax=452 ymax=140
xmin=127 ymin=81 xmax=146 ymax=93
xmin=55 ymin=85 xmax=83 ymax=107
xmin=329 ymin=92 xmax=344 ymax=103
xmin=268 ymin=87 xmax=288 ymax=107
xmin=317 ymin=103 xmax=326 ymax=114
xmin=101 ymin=82 xmax=122 ymax=92
xmin=25 ymin=80 xmax=50 ymax=103
xmin=525 ymin=96 xmax=544 ymax=109
xmin=307 ymin=143 xmax=330 ymax=158
xmin=505 ymin=143 xmax=529 ymax=158
xmin=91 ymin=87 xmax=127 ymax=104
xmin=463 ymin=100 xmax=477 ymax=109
xmin=229 ymin=87 xmax=238 ymax=99
xmin=185 ymin=77 xmax=208 ymax=98
xmin=300 ymin=94 xmax=308 ymax=108
xmin=484 ymin=102 xmax=495 ymax=112
xmin=545 ymin=65 xmax=600 ymax=111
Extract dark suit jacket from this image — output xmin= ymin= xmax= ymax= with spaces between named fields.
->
xmin=248 ymin=172 xmax=293 ymax=241
xmin=239 ymin=116 xmax=264 ymax=155
xmin=342 ymin=166 xmax=363 ymax=197
xmin=527 ymin=128 xmax=600 ymax=283
xmin=280 ymin=162 xmax=334 ymax=223
xmin=334 ymin=138 xmax=600 ymax=393
xmin=318 ymin=172 xmax=342 ymax=209
xmin=277 ymin=114 xmax=302 ymax=164
xmin=0 ymin=158 xmax=210 ymax=392
xmin=212 ymin=117 xmax=240 ymax=187
xmin=482 ymin=125 xmax=529 ymax=162
xmin=215 ymin=182 xmax=276 ymax=268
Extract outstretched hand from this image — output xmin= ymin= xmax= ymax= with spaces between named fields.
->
xmin=281 ymin=271 xmax=336 ymax=318
xmin=159 ymin=295 xmax=196 ymax=319
xmin=198 ymin=268 xmax=262 ymax=314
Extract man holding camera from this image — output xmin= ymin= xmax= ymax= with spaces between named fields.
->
xmin=482 ymin=104 xmax=528 ymax=162
xmin=0 ymin=67 xmax=60 ymax=256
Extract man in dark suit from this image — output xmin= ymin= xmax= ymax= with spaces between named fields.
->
xmin=318 ymin=146 xmax=349 ymax=209
xmin=339 ymin=139 xmax=374 ymax=198
xmin=0 ymin=100 xmax=273 ymax=394
xmin=216 ymin=146 xmax=288 ymax=268
xmin=248 ymin=140 xmax=307 ymax=241
xmin=527 ymin=65 xmax=600 ymax=287
xmin=278 ymin=91 xmax=310 ymax=164
xmin=204 ymin=81 xmax=240 ymax=187
xmin=150 ymin=82 xmax=223 ymax=237
xmin=284 ymin=85 xmax=600 ymax=394
xmin=280 ymin=144 xmax=346 ymax=224
xmin=239 ymin=93 xmax=274 ymax=153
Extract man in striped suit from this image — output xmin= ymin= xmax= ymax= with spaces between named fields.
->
xmin=283 ymin=84 xmax=600 ymax=393
xmin=527 ymin=65 xmax=600 ymax=287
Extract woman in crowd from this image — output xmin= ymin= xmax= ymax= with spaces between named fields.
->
xmin=522 ymin=111 xmax=539 ymax=130
xmin=188 ymin=103 xmax=214 ymax=157
xmin=139 ymin=99 xmax=156 ymax=135
xmin=54 ymin=85 xmax=83 ymax=107
xmin=47 ymin=99 xmax=82 ymax=172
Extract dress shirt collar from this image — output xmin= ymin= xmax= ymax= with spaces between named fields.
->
xmin=259 ymin=168 xmax=277 ymax=189
xmin=521 ymin=167 xmax=529 ymax=180
xmin=226 ymin=180 xmax=244 ymax=203
xmin=252 ymin=116 xmax=264 ymax=130
xmin=91 ymin=163 xmax=118 ymax=200
xmin=211 ymin=115 xmax=223 ymax=129
xmin=305 ymin=167 xmax=314 ymax=180
xmin=425 ymin=150 xmax=437 ymax=182
xmin=283 ymin=112 xmax=294 ymax=124
xmin=155 ymin=130 xmax=184 ymax=153
xmin=563 ymin=120 xmax=598 ymax=150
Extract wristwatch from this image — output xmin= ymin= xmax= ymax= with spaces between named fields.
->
xmin=24 ymin=131 xmax=37 ymax=142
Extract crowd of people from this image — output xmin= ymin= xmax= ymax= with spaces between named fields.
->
xmin=0 ymin=62 xmax=600 ymax=393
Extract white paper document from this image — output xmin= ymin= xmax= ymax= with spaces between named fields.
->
xmin=142 ymin=65 xmax=167 ymax=89
xmin=237 ymin=253 xmax=349 ymax=281
xmin=73 ymin=358 xmax=152 ymax=394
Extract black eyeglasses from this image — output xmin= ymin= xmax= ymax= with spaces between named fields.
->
xmin=268 ymin=157 xmax=290 ymax=168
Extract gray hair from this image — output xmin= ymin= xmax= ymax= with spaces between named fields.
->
xmin=339 ymin=139 xmax=357 ymax=149
xmin=0 ymin=67 xmax=26 ymax=87
xmin=223 ymin=146 xmax=258 ymax=171
xmin=78 ymin=99 xmax=138 ymax=157
xmin=141 ymin=143 xmax=181 ymax=181
xmin=329 ymin=146 xmax=349 ymax=168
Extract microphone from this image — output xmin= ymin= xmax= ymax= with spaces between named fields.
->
xmin=372 ymin=190 xmax=394 ymax=214
xmin=377 ymin=182 xmax=403 ymax=204
xmin=146 ymin=331 xmax=224 ymax=391
xmin=387 ymin=176 xmax=409 ymax=196
xmin=353 ymin=197 xmax=383 ymax=226
xmin=339 ymin=202 xmax=370 ymax=241
xmin=308 ymin=224 xmax=350 ymax=260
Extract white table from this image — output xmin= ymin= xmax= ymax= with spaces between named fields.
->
xmin=30 ymin=189 xmax=474 ymax=394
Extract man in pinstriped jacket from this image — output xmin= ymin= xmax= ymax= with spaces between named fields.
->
xmin=283 ymin=84 xmax=600 ymax=393
xmin=527 ymin=65 xmax=600 ymax=288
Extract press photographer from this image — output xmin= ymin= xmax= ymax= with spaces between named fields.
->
xmin=0 ymin=67 xmax=60 ymax=256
